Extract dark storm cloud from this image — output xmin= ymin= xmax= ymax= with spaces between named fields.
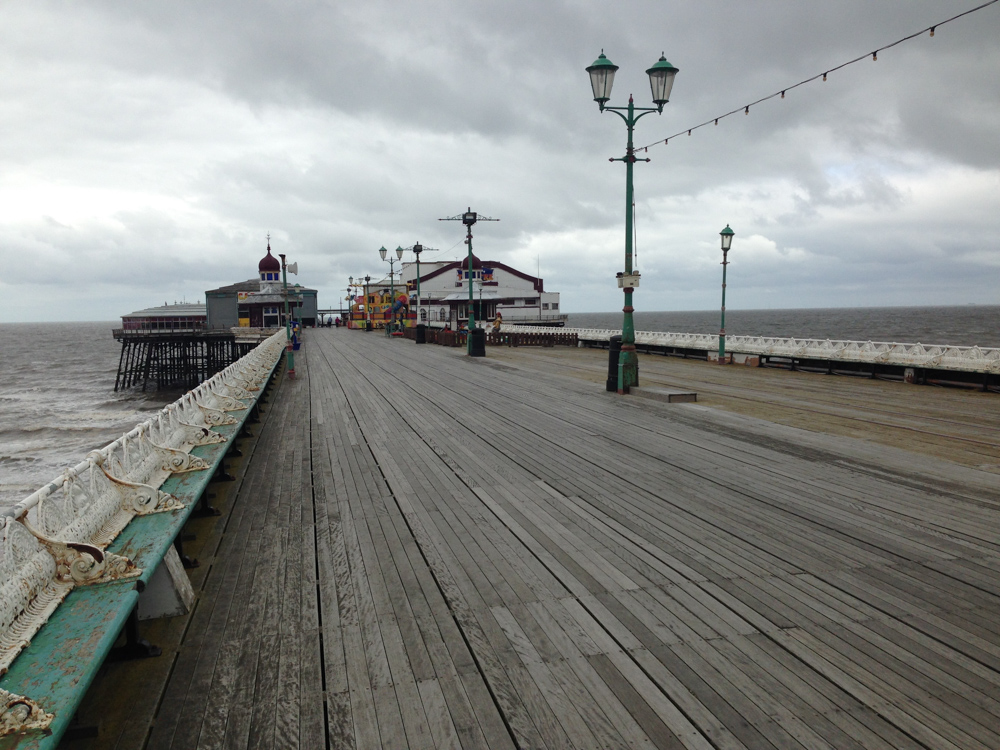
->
xmin=0 ymin=0 xmax=998 ymax=321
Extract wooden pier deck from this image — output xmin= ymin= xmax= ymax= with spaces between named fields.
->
xmin=145 ymin=330 xmax=1000 ymax=749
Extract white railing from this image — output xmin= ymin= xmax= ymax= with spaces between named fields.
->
xmin=501 ymin=326 xmax=1000 ymax=374
xmin=0 ymin=330 xmax=285 ymax=728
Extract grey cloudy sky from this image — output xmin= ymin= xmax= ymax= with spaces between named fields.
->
xmin=1 ymin=0 xmax=998 ymax=322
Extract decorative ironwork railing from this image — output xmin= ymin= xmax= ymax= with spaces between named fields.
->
xmin=0 ymin=330 xmax=285 ymax=728
xmin=501 ymin=326 xmax=1000 ymax=374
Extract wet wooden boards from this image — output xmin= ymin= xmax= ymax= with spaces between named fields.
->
xmin=148 ymin=330 xmax=1000 ymax=749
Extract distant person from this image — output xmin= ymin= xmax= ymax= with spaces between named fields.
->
xmin=492 ymin=312 xmax=502 ymax=332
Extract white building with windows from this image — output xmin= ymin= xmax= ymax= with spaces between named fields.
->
xmin=397 ymin=255 xmax=565 ymax=328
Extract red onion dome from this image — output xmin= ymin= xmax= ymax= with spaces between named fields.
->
xmin=259 ymin=244 xmax=281 ymax=273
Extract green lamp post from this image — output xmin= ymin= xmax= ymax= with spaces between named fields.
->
xmin=394 ymin=246 xmax=406 ymax=331
xmin=279 ymin=252 xmax=295 ymax=378
xmin=718 ymin=225 xmax=734 ymax=362
xmin=347 ymin=276 xmax=354 ymax=328
xmin=587 ymin=50 xmax=678 ymax=393
xmin=439 ymin=208 xmax=498 ymax=355
xmin=364 ymin=274 xmax=371 ymax=331
xmin=412 ymin=243 xmax=423 ymax=327
xmin=379 ymin=245 xmax=403 ymax=334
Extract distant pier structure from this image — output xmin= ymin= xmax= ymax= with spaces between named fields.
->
xmin=113 ymin=240 xmax=317 ymax=391
xmin=112 ymin=304 xmax=260 ymax=391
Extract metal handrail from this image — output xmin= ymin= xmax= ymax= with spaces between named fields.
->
xmin=501 ymin=325 xmax=1000 ymax=374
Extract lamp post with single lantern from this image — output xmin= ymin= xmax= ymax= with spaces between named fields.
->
xmin=718 ymin=225 xmax=735 ymax=362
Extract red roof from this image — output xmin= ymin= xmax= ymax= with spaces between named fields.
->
xmin=258 ymin=244 xmax=280 ymax=272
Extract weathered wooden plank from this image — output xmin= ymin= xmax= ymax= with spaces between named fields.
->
xmin=586 ymin=652 xmax=688 ymax=750
xmin=128 ymin=330 xmax=1000 ymax=750
xmin=417 ymin=678 xmax=462 ymax=750
xmin=735 ymin=632 xmax=924 ymax=750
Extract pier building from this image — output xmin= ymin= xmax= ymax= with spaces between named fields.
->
xmin=205 ymin=242 xmax=318 ymax=328
xmin=394 ymin=254 xmax=565 ymax=327
xmin=113 ymin=241 xmax=316 ymax=390
xmin=347 ymin=281 xmax=409 ymax=329
xmin=120 ymin=302 xmax=207 ymax=331
xmin=351 ymin=255 xmax=564 ymax=329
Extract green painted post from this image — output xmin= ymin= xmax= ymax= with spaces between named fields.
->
xmin=718 ymin=224 xmax=734 ymax=362
xmin=466 ymin=224 xmax=475 ymax=353
xmin=388 ymin=258 xmax=395 ymax=337
xmin=587 ymin=51 xmax=678 ymax=394
xmin=364 ymin=274 xmax=371 ymax=331
xmin=719 ymin=258 xmax=728 ymax=359
xmin=439 ymin=208 xmax=497 ymax=354
xmin=279 ymin=252 xmax=294 ymax=377
xmin=413 ymin=244 xmax=423 ymax=327
xmin=619 ymin=95 xmax=638 ymax=392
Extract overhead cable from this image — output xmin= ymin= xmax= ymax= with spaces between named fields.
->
xmin=635 ymin=0 xmax=998 ymax=153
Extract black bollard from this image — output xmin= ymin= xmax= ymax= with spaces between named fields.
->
xmin=469 ymin=327 xmax=486 ymax=357
xmin=607 ymin=335 xmax=622 ymax=392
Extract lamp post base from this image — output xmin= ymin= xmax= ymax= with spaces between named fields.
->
xmin=617 ymin=347 xmax=639 ymax=394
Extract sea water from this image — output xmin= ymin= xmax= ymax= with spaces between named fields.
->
xmin=0 ymin=322 xmax=180 ymax=508
xmin=1 ymin=306 xmax=997 ymax=508
xmin=568 ymin=306 xmax=1000 ymax=348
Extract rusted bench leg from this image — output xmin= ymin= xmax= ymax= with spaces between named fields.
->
xmin=109 ymin=606 xmax=162 ymax=661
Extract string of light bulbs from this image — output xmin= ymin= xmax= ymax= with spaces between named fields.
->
xmin=635 ymin=0 xmax=999 ymax=153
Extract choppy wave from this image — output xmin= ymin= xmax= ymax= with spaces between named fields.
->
xmin=0 ymin=321 xmax=174 ymax=505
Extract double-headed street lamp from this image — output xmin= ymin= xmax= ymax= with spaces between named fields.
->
xmin=587 ymin=50 xmax=678 ymax=393
xmin=718 ymin=225 xmax=735 ymax=362
xmin=379 ymin=245 xmax=404 ymax=334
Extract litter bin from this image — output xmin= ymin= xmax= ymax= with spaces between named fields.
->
xmin=606 ymin=335 xmax=622 ymax=392
xmin=415 ymin=323 xmax=426 ymax=344
xmin=469 ymin=327 xmax=486 ymax=357
xmin=366 ymin=319 xmax=372 ymax=332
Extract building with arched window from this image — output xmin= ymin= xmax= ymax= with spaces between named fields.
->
xmin=396 ymin=255 xmax=564 ymax=328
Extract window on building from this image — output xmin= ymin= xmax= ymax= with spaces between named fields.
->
xmin=543 ymin=303 xmax=549 ymax=310
xmin=420 ymin=309 xmax=427 ymax=321
xmin=552 ymin=302 xmax=559 ymax=310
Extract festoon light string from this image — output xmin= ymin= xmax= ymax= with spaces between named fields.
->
xmin=635 ymin=0 xmax=998 ymax=153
